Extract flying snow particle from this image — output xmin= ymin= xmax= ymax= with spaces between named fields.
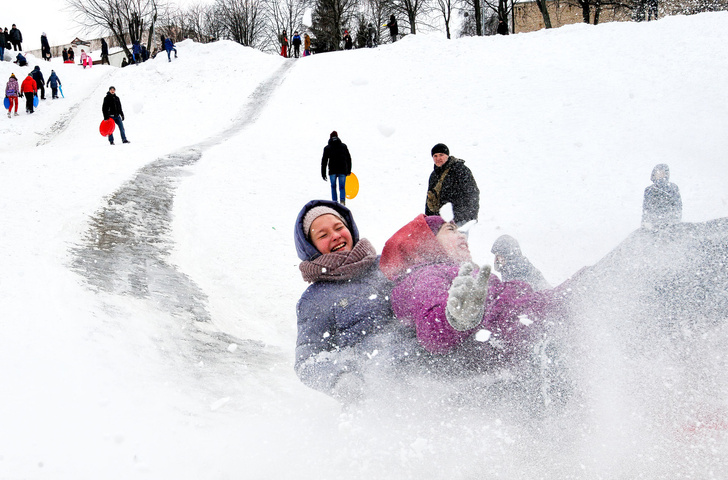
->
xmin=518 ymin=315 xmax=533 ymax=326
xmin=475 ymin=329 xmax=492 ymax=342
xmin=227 ymin=343 xmax=238 ymax=353
xmin=210 ymin=397 xmax=230 ymax=411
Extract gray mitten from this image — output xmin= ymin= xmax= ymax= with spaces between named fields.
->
xmin=446 ymin=263 xmax=491 ymax=331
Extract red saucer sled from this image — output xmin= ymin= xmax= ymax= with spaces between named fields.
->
xmin=99 ymin=118 xmax=116 ymax=136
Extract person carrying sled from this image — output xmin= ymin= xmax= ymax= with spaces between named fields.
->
xmin=491 ymin=235 xmax=551 ymax=291
xmin=164 ymin=37 xmax=177 ymax=62
xmin=294 ymin=200 xmax=415 ymax=403
xmin=380 ymin=214 xmax=570 ymax=367
xmin=5 ymin=73 xmax=20 ymax=118
xmin=303 ymin=33 xmax=311 ymax=57
xmin=80 ymin=49 xmax=93 ymax=68
xmin=20 ymin=73 xmax=37 ymax=114
xmin=385 ymin=15 xmax=398 ymax=42
xmin=321 ymin=131 xmax=352 ymax=205
xmin=642 ymin=164 xmax=682 ymax=229
xmin=291 ymin=31 xmax=302 ymax=58
xmin=102 ymin=86 xmax=130 ymax=145
xmin=425 ymin=143 xmax=480 ymax=227
xmin=280 ymin=30 xmax=289 ymax=57
xmin=31 ymin=65 xmax=45 ymax=100
xmin=46 ymin=70 xmax=62 ymax=99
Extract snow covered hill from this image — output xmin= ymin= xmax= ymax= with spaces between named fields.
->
xmin=0 ymin=13 xmax=727 ymax=479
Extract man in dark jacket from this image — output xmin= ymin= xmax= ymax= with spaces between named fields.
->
xmin=642 ymin=163 xmax=682 ymax=229
xmin=31 ymin=66 xmax=45 ymax=100
xmin=100 ymin=38 xmax=110 ymax=64
xmin=321 ymin=131 xmax=352 ymax=205
xmin=41 ymin=33 xmax=51 ymax=60
xmin=9 ymin=24 xmax=22 ymax=51
xmin=0 ymin=29 xmax=6 ymax=61
xmin=425 ymin=143 xmax=480 ymax=226
xmin=102 ymin=86 xmax=130 ymax=145
xmin=386 ymin=15 xmax=398 ymax=42
xmin=491 ymin=235 xmax=551 ymax=291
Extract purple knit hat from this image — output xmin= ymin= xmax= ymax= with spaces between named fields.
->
xmin=424 ymin=216 xmax=446 ymax=235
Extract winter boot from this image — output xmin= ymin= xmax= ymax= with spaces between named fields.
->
xmin=7 ymin=112 xmax=10 ymax=118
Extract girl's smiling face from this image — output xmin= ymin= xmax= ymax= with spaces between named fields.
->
xmin=310 ymin=214 xmax=353 ymax=254
xmin=436 ymin=222 xmax=472 ymax=263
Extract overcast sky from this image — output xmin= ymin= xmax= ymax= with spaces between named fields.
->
xmin=4 ymin=1 xmax=214 ymax=52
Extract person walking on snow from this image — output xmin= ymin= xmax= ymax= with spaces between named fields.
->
xmin=100 ymin=38 xmax=110 ymax=65
xmin=425 ymin=143 xmax=480 ymax=226
xmin=164 ymin=37 xmax=177 ymax=62
xmin=343 ymin=30 xmax=353 ymax=50
xmin=102 ymin=86 xmax=130 ymax=145
xmin=303 ymin=33 xmax=311 ymax=57
xmin=80 ymin=49 xmax=92 ymax=68
xmin=46 ymin=70 xmax=62 ymax=99
xmin=5 ymin=73 xmax=20 ymax=118
xmin=321 ymin=131 xmax=352 ymax=205
xmin=31 ymin=65 xmax=45 ymax=100
xmin=9 ymin=24 xmax=22 ymax=51
xmin=41 ymin=32 xmax=51 ymax=60
xmin=132 ymin=41 xmax=141 ymax=64
xmin=0 ymin=29 xmax=6 ymax=61
xmin=20 ymin=73 xmax=37 ymax=114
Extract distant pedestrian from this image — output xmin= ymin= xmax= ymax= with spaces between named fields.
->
xmin=303 ymin=34 xmax=311 ymax=57
xmin=642 ymin=164 xmax=682 ymax=229
xmin=497 ymin=19 xmax=509 ymax=35
xmin=67 ymin=48 xmax=75 ymax=62
xmin=0 ymin=28 xmax=5 ymax=61
xmin=80 ymin=49 xmax=92 ymax=68
xmin=100 ymin=38 xmax=110 ymax=65
xmin=141 ymin=44 xmax=149 ymax=61
xmin=46 ymin=70 xmax=62 ymax=99
xmin=366 ymin=23 xmax=377 ymax=48
xmin=291 ymin=31 xmax=302 ymax=58
xmin=5 ymin=73 xmax=20 ymax=118
xmin=3 ymin=28 xmax=11 ymax=51
xmin=280 ymin=30 xmax=288 ymax=57
xmin=132 ymin=41 xmax=141 ymax=64
xmin=343 ymin=30 xmax=353 ymax=50
xmin=41 ymin=32 xmax=51 ymax=60
xmin=321 ymin=131 xmax=352 ymax=205
xmin=62 ymin=48 xmax=69 ymax=62
xmin=385 ymin=15 xmax=398 ymax=42
xmin=31 ymin=65 xmax=45 ymax=100
xmin=9 ymin=24 xmax=22 ymax=51
xmin=102 ymin=86 xmax=130 ymax=145
xmin=163 ymin=37 xmax=177 ymax=62
xmin=20 ymin=73 xmax=37 ymax=114
xmin=491 ymin=235 xmax=551 ymax=291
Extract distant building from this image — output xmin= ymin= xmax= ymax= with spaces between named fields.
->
xmin=513 ymin=0 xmax=631 ymax=33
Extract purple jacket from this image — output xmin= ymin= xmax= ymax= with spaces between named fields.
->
xmin=381 ymin=214 xmax=567 ymax=360
xmin=5 ymin=77 xmax=19 ymax=97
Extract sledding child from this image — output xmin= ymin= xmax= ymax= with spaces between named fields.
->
xmin=379 ymin=214 xmax=570 ymax=366
xmin=5 ymin=73 xmax=20 ymax=117
xmin=294 ymin=200 xmax=415 ymax=402
xmin=80 ymin=49 xmax=92 ymax=68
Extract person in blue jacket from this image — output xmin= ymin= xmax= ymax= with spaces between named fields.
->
xmin=46 ymin=70 xmax=62 ymax=99
xmin=132 ymin=41 xmax=142 ymax=64
xmin=164 ymin=37 xmax=177 ymax=62
xmin=294 ymin=200 xmax=414 ymax=403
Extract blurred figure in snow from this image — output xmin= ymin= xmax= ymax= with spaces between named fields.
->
xmin=491 ymin=235 xmax=551 ymax=291
xmin=164 ymin=37 xmax=177 ymax=62
xmin=642 ymin=164 xmax=682 ymax=229
xmin=385 ymin=15 xmax=398 ymax=42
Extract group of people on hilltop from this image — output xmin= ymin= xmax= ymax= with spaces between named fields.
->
xmin=280 ymin=30 xmax=310 ymax=58
xmin=295 ymin=133 xmax=686 ymax=405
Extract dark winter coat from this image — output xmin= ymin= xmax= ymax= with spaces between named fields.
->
xmin=31 ymin=66 xmax=44 ymax=87
xmin=642 ymin=164 xmax=682 ymax=227
xmin=132 ymin=42 xmax=142 ymax=55
xmin=68 ymin=49 xmax=75 ymax=61
xmin=294 ymin=200 xmax=408 ymax=395
xmin=497 ymin=21 xmax=509 ymax=35
xmin=41 ymin=34 xmax=50 ymax=49
xmin=164 ymin=38 xmax=175 ymax=52
xmin=62 ymin=49 xmax=69 ymax=62
xmin=425 ymin=156 xmax=480 ymax=226
xmin=102 ymin=92 xmax=124 ymax=120
xmin=9 ymin=27 xmax=22 ymax=44
xmin=15 ymin=53 xmax=27 ymax=66
xmin=0 ymin=32 xmax=5 ymax=47
xmin=47 ymin=72 xmax=61 ymax=88
xmin=292 ymin=34 xmax=302 ymax=46
xmin=321 ymin=136 xmax=352 ymax=178
xmin=101 ymin=39 xmax=109 ymax=56
xmin=386 ymin=17 xmax=398 ymax=37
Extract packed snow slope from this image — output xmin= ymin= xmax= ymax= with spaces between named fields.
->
xmin=1 ymin=12 xmax=727 ymax=480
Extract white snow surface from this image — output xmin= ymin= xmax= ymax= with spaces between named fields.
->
xmin=1 ymin=13 xmax=727 ymax=479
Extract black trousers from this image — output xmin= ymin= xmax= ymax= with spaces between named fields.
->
xmin=37 ymin=83 xmax=45 ymax=99
xmin=12 ymin=41 xmax=21 ymax=51
xmin=25 ymin=93 xmax=34 ymax=112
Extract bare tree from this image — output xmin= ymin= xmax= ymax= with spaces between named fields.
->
xmin=310 ymin=0 xmax=357 ymax=51
xmin=387 ymin=0 xmax=430 ymax=34
xmin=266 ymin=0 xmax=311 ymax=54
xmin=215 ymin=0 xmax=265 ymax=47
xmin=67 ymin=0 xmax=161 ymax=60
xmin=435 ymin=0 xmax=454 ymax=37
xmin=458 ymin=0 xmax=484 ymax=35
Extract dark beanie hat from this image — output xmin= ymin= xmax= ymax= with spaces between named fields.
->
xmin=330 ymin=130 xmax=338 ymax=138
xmin=431 ymin=143 xmax=449 ymax=156
xmin=424 ymin=216 xmax=446 ymax=235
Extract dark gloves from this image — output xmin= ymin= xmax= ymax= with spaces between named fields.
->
xmin=104 ymin=115 xmax=109 ymax=120
xmin=121 ymin=114 xmax=124 ymax=121
xmin=322 ymin=175 xmax=327 ymax=181
xmin=19 ymin=93 xmax=23 ymax=98
xmin=446 ymin=263 xmax=491 ymax=331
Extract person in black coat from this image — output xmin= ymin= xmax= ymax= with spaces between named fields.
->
xmin=497 ymin=19 xmax=509 ymax=35
xmin=491 ymin=235 xmax=551 ymax=291
xmin=425 ymin=143 xmax=480 ymax=226
xmin=41 ymin=33 xmax=51 ymax=60
xmin=642 ymin=163 xmax=682 ymax=229
xmin=386 ymin=15 xmax=399 ymax=42
xmin=31 ymin=65 xmax=45 ymax=100
xmin=0 ymin=29 xmax=5 ymax=61
xmin=100 ymin=38 xmax=110 ymax=65
xmin=321 ymin=131 xmax=352 ymax=205
xmin=102 ymin=86 xmax=130 ymax=145
xmin=9 ymin=24 xmax=22 ymax=51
